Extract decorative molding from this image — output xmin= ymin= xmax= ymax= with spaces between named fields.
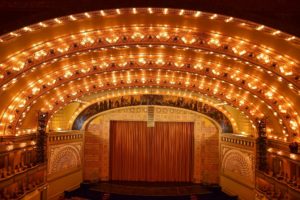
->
xmin=48 ymin=131 xmax=83 ymax=144
xmin=221 ymin=134 xmax=255 ymax=149
xmin=221 ymin=145 xmax=255 ymax=186
xmin=84 ymin=106 xmax=220 ymax=183
xmin=73 ymin=95 xmax=233 ymax=132
xmin=48 ymin=143 xmax=82 ymax=176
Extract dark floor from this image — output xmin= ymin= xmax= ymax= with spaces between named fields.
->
xmin=89 ymin=182 xmax=211 ymax=196
xmin=64 ymin=182 xmax=238 ymax=200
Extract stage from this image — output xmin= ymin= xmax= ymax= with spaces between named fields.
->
xmin=65 ymin=182 xmax=237 ymax=200
xmin=89 ymin=182 xmax=212 ymax=196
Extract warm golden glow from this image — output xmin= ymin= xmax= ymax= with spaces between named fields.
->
xmin=0 ymin=8 xmax=297 ymax=140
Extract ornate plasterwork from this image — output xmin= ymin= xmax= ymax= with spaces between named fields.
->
xmin=48 ymin=142 xmax=82 ymax=175
xmin=221 ymin=146 xmax=255 ymax=185
xmin=72 ymin=95 xmax=233 ymax=132
xmin=84 ymin=106 xmax=220 ymax=183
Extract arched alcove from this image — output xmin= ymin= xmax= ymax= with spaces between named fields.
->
xmin=72 ymin=94 xmax=233 ymax=133
xmin=0 ymin=6 xmax=299 ymax=200
xmin=83 ymin=105 xmax=221 ymax=184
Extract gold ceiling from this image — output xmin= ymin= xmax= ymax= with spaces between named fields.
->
xmin=0 ymin=8 xmax=299 ymax=142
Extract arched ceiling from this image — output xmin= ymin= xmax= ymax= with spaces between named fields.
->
xmin=70 ymin=94 xmax=234 ymax=132
xmin=1 ymin=0 xmax=300 ymax=37
xmin=0 ymin=8 xmax=299 ymax=143
xmin=85 ymin=105 xmax=224 ymax=134
xmin=47 ymin=88 xmax=252 ymax=135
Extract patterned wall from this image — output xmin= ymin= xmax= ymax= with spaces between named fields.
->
xmin=72 ymin=95 xmax=233 ymax=132
xmin=84 ymin=106 xmax=220 ymax=183
xmin=47 ymin=132 xmax=84 ymax=199
xmin=221 ymin=144 xmax=255 ymax=187
xmin=48 ymin=142 xmax=82 ymax=178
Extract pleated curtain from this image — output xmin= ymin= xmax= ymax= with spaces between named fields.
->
xmin=110 ymin=121 xmax=193 ymax=182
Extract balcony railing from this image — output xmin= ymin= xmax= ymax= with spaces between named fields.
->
xmin=48 ymin=131 xmax=83 ymax=143
xmin=221 ymin=133 xmax=255 ymax=149
xmin=256 ymin=170 xmax=300 ymax=198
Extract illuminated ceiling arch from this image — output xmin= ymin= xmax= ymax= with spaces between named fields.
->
xmin=84 ymin=96 xmax=234 ymax=131
xmin=0 ymin=8 xmax=299 ymax=142
xmin=83 ymin=105 xmax=225 ymax=134
xmin=69 ymin=94 xmax=234 ymax=132
xmin=47 ymin=87 xmax=256 ymax=136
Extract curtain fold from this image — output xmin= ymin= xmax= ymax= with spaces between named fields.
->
xmin=110 ymin=121 xmax=193 ymax=182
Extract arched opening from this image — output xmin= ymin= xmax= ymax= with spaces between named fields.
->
xmin=84 ymin=106 xmax=221 ymax=184
xmin=0 ymin=6 xmax=299 ymax=200
xmin=72 ymin=94 xmax=233 ymax=133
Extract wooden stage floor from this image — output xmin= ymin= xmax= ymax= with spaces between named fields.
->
xmin=89 ymin=182 xmax=212 ymax=196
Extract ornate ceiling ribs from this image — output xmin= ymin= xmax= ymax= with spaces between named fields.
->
xmin=1 ymin=27 xmax=299 ymax=87
xmin=12 ymin=69 xmax=282 ymax=136
xmin=0 ymin=8 xmax=298 ymax=141
xmin=1 ymin=56 xmax=296 ymax=138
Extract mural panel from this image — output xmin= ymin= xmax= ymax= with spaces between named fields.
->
xmin=73 ymin=95 xmax=233 ymax=132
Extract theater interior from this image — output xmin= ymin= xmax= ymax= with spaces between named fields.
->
xmin=0 ymin=1 xmax=299 ymax=200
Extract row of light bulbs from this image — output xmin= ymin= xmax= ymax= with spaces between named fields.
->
xmin=0 ymin=44 xmax=298 ymax=124
xmin=1 ymin=44 xmax=298 ymax=128
xmin=5 ymin=57 xmax=296 ymax=123
xmin=0 ymin=27 xmax=298 ymax=86
xmin=0 ymin=9 xmax=298 ymax=139
xmin=1 ymin=8 xmax=298 ymax=45
xmin=2 ymin=50 xmax=292 ymax=99
xmin=10 ymin=70 xmax=289 ymax=138
xmin=1 ymin=56 xmax=297 ymax=137
xmin=0 ymin=66 xmax=274 ymax=119
xmin=0 ymin=59 xmax=296 ymax=138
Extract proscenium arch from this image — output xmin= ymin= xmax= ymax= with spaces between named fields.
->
xmin=39 ymin=82 xmax=259 ymax=133
xmin=0 ymin=8 xmax=298 ymax=143
xmin=70 ymin=94 xmax=234 ymax=132
xmin=82 ymin=105 xmax=224 ymax=136
xmin=46 ymin=87 xmax=255 ymax=135
xmin=83 ymin=105 xmax=222 ymax=184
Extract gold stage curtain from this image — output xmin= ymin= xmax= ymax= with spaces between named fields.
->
xmin=110 ymin=121 xmax=194 ymax=182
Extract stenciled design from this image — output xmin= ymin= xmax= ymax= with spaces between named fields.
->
xmin=72 ymin=95 xmax=233 ymax=132
xmin=85 ymin=106 xmax=220 ymax=183
xmin=49 ymin=143 xmax=82 ymax=175
xmin=222 ymin=148 xmax=254 ymax=182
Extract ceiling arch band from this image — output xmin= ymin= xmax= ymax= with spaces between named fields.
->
xmin=59 ymin=88 xmax=241 ymax=133
xmin=4 ymin=62 xmax=295 ymax=137
xmin=1 ymin=28 xmax=299 ymax=87
xmin=0 ymin=50 xmax=296 ymax=124
xmin=15 ymin=78 xmax=277 ymax=136
xmin=0 ymin=8 xmax=298 ymax=143
xmin=70 ymin=94 xmax=234 ymax=132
